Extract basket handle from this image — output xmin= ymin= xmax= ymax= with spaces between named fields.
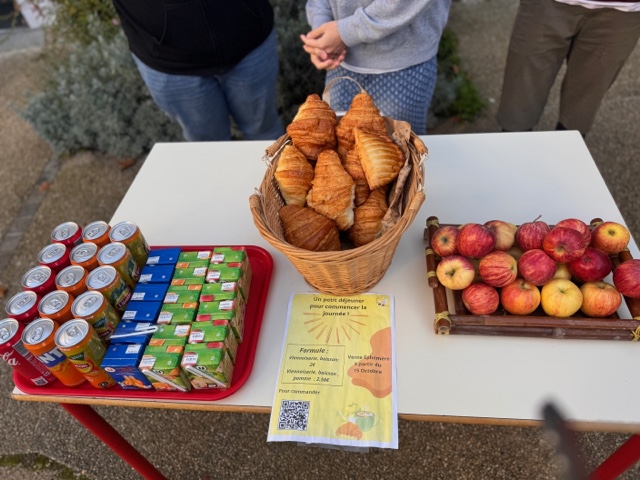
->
xmin=322 ymin=76 xmax=365 ymax=106
xmin=262 ymin=134 xmax=290 ymax=166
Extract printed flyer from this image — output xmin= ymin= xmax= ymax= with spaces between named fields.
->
xmin=267 ymin=293 xmax=398 ymax=449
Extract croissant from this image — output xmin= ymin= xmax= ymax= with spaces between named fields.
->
xmin=286 ymin=94 xmax=337 ymax=161
xmin=354 ymin=128 xmax=405 ymax=190
xmin=274 ymin=145 xmax=314 ymax=207
xmin=306 ymin=150 xmax=355 ymax=231
xmin=335 ymin=421 xmax=363 ymax=440
xmin=336 ymin=92 xmax=387 ymax=159
xmin=343 ymin=148 xmax=370 ymax=206
xmin=348 ymin=188 xmax=388 ymax=247
xmin=279 ymin=205 xmax=341 ymax=252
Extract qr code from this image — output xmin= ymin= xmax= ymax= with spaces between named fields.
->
xmin=277 ymin=400 xmax=310 ymax=431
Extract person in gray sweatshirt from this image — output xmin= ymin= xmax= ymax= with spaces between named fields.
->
xmin=302 ymin=0 xmax=451 ymax=134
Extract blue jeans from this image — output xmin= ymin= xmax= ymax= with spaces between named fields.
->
xmin=133 ymin=29 xmax=284 ymax=141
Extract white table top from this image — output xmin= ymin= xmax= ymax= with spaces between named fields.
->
xmin=15 ymin=131 xmax=640 ymax=430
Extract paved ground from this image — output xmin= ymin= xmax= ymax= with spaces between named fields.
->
xmin=1 ymin=1 xmax=640 ymax=479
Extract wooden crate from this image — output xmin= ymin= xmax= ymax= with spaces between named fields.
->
xmin=424 ymin=216 xmax=640 ymax=341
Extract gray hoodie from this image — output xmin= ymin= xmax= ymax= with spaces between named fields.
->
xmin=306 ymin=0 xmax=451 ymax=71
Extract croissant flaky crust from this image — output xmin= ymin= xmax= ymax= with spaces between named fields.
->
xmin=348 ymin=188 xmax=388 ymax=247
xmin=274 ymin=145 xmax=314 ymax=207
xmin=354 ymin=128 xmax=405 ymax=190
xmin=306 ymin=150 xmax=355 ymax=231
xmin=279 ymin=204 xmax=341 ymax=252
xmin=336 ymin=92 xmax=387 ymax=159
xmin=343 ymin=148 xmax=370 ymax=207
xmin=286 ymin=94 xmax=337 ymax=161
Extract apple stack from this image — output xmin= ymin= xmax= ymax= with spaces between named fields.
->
xmin=432 ymin=217 xmax=640 ymax=319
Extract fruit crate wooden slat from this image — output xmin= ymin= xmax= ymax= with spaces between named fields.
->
xmin=424 ymin=216 xmax=640 ymax=341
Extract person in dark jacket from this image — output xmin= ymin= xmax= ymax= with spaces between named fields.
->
xmin=112 ymin=0 xmax=285 ymax=141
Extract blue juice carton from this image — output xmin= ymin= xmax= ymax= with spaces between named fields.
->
xmin=109 ymin=321 xmax=156 ymax=345
xmin=101 ymin=344 xmax=153 ymax=390
xmin=146 ymin=248 xmax=181 ymax=266
xmin=139 ymin=265 xmax=174 ymax=284
xmin=122 ymin=301 xmax=162 ymax=322
xmin=131 ymin=283 xmax=169 ymax=302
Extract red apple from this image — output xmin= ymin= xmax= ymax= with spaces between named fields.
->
xmin=542 ymin=227 xmax=588 ymax=263
xmin=478 ymin=251 xmax=518 ymax=287
xmin=590 ymin=221 xmax=631 ymax=255
xmin=431 ymin=225 xmax=459 ymax=257
xmin=612 ymin=259 xmax=640 ymax=298
xmin=540 ymin=278 xmax=583 ymax=317
xmin=556 ymin=218 xmax=591 ymax=248
xmin=567 ymin=247 xmax=612 ymax=283
xmin=500 ymin=278 xmax=541 ymax=315
xmin=515 ymin=218 xmax=551 ymax=251
xmin=436 ymin=255 xmax=476 ymax=290
xmin=484 ymin=220 xmax=517 ymax=251
xmin=462 ymin=282 xmax=500 ymax=315
xmin=580 ymin=281 xmax=622 ymax=317
xmin=517 ymin=249 xmax=557 ymax=286
xmin=456 ymin=223 xmax=496 ymax=259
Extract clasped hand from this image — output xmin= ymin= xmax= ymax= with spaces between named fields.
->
xmin=300 ymin=21 xmax=347 ymax=70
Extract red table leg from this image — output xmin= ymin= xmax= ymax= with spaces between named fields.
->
xmin=60 ymin=403 xmax=167 ymax=480
xmin=590 ymin=434 xmax=640 ymax=480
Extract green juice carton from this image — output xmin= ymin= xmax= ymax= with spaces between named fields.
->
xmin=197 ymin=299 xmax=246 ymax=343
xmin=173 ymin=265 xmax=207 ymax=280
xmin=188 ymin=319 xmax=238 ymax=364
xmin=211 ymin=247 xmax=252 ymax=279
xmin=171 ymin=276 xmax=205 ymax=287
xmin=174 ymin=260 xmax=209 ymax=270
xmin=139 ymin=341 xmax=191 ymax=392
xmin=181 ymin=342 xmax=234 ymax=389
xmin=163 ymin=286 xmax=200 ymax=305
xmin=152 ymin=323 xmax=191 ymax=339
xmin=205 ymin=263 xmax=251 ymax=301
xmin=157 ymin=303 xmax=198 ymax=325
xmin=178 ymin=250 xmax=212 ymax=263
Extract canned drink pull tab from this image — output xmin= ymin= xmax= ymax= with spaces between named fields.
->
xmin=107 ymin=249 xmax=117 ymax=259
xmin=29 ymin=326 xmax=45 ymax=343
xmin=33 ymin=271 xmax=46 ymax=282
xmin=45 ymin=245 xmax=64 ymax=260
xmin=96 ymin=272 xmax=110 ymax=285
xmin=116 ymin=225 xmax=133 ymax=237
xmin=0 ymin=327 xmax=10 ymax=342
xmin=63 ymin=273 xmax=75 ymax=284
xmin=59 ymin=227 xmax=71 ymax=239
xmin=86 ymin=226 xmax=100 ymax=238
xmin=68 ymin=325 xmax=81 ymax=338
xmin=49 ymin=298 xmax=63 ymax=309
xmin=82 ymin=296 xmax=98 ymax=308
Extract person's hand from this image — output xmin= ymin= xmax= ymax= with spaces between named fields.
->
xmin=300 ymin=21 xmax=346 ymax=57
xmin=302 ymin=43 xmax=346 ymax=70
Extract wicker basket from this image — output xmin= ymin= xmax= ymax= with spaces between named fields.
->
xmin=249 ymin=85 xmax=427 ymax=295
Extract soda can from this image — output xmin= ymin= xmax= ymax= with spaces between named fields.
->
xmin=0 ymin=318 xmax=55 ymax=386
xmin=86 ymin=265 xmax=132 ymax=314
xmin=5 ymin=291 xmax=39 ymax=324
xmin=51 ymin=221 xmax=82 ymax=248
xmin=38 ymin=290 xmax=75 ymax=324
xmin=21 ymin=265 xmax=56 ymax=298
xmin=109 ymin=221 xmax=150 ymax=269
xmin=21 ymin=318 xmax=86 ymax=387
xmin=54 ymin=319 xmax=115 ymax=389
xmin=82 ymin=220 xmax=111 ymax=248
xmin=72 ymin=291 xmax=120 ymax=342
xmin=37 ymin=243 xmax=70 ymax=273
xmin=70 ymin=242 xmax=99 ymax=271
xmin=55 ymin=265 xmax=88 ymax=298
xmin=97 ymin=242 xmax=140 ymax=289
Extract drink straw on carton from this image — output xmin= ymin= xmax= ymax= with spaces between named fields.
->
xmin=108 ymin=326 xmax=158 ymax=340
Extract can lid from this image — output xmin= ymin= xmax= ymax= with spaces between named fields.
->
xmin=82 ymin=221 xmax=109 ymax=241
xmin=86 ymin=265 xmax=117 ymax=290
xmin=70 ymin=242 xmax=98 ymax=263
xmin=38 ymin=243 xmax=67 ymax=264
xmin=54 ymin=319 xmax=89 ymax=348
xmin=51 ymin=222 xmax=80 ymax=242
xmin=0 ymin=318 xmax=20 ymax=345
xmin=55 ymin=265 xmax=86 ymax=288
xmin=109 ymin=221 xmax=137 ymax=242
xmin=97 ymin=242 xmax=127 ymax=266
xmin=6 ymin=291 xmax=38 ymax=316
xmin=22 ymin=318 xmax=55 ymax=345
xmin=21 ymin=265 xmax=53 ymax=289
xmin=72 ymin=291 xmax=104 ymax=317
xmin=38 ymin=290 xmax=71 ymax=315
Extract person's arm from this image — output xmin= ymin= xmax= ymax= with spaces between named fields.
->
xmin=305 ymin=0 xmax=335 ymax=30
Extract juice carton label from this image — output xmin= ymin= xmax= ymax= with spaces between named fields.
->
xmin=152 ymin=323 xmax=191 ymax=339
xmin=181 ymin=343 xmax=234 ymax=389
xmin=131 ymin=283 xmax=169 ymax=302
xmin=178 ymin=251 xmax=212 ymax=262
xmin=172 ymin=266 xmax=207 ymax=279
xmin=146 ymin=338 xmax=186 ymax=352
xmin=163 ymin=289 xmax=200 ymax=305
xmin=187 ymin=320 xmax=238 ymax=363
xmin=101 ymin=344 xmax=153 ymax=390
xmin=170 ymin=276 xmax=205 ymax=286
xmin=122 ymin=301 xmax=162 ymax=322
xmin=175 ymin=260 xmax=209 ymax=270
xmin=139 ymin=265 xmax=174 ymax=284
xmin=157 ymin=304 xmax=197 ymax=325
xmin=201 ymin=282 xmax=238 ymax=296
xmin=146 ymin=248 xmax=181 ymax=266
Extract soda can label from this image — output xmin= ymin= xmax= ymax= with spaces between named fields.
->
xmin=0 ymin=318 xmax=54 ymax=386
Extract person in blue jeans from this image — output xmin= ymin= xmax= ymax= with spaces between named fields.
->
xmin=112 ymin=0 xmax=284 ymax=142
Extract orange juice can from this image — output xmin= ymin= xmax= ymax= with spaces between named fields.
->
xmin=70 ymin=242 xmax=99 ymax=271
xmin=54 ymin=319 xmax=115 ymax=389
xmin=82 ymin=220 xmax=111 ymax=248
xmin=71 ymin=291 xmax=120 ymax=342
xmin=22 ymin=318 xmax=86 ymax=387
xmin=97 ymin=242 xmax=140 ymax=289
xmin=86 ymin=266 xmax=132 ymax=314
xmin=109 ymin=221 xmax=150 ymax=269
xmin=55 ymin=265 xmax=88 ymax=298
xmin=38 ymin=290 xmax=75 ymax=324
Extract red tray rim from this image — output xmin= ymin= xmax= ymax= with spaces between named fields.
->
xmin=13 ymin=244 xmax=273 ymax=402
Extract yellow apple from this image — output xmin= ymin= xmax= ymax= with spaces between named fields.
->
xmin=541 ymin=279 xmax=583 ymax=317
xmin=590 ymin=221 xmax=630 ymax=255
xmin=436 ymin=255 xmax=475 ymax=290
xmin=554 ymin=263 xmax=571 ymax=280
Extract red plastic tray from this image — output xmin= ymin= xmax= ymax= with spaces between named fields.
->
xmin=13 ymin=245 xmax=273 ymax=402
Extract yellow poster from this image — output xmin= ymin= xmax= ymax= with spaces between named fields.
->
xmin=267 ymin=293 xmax=398 ymax=449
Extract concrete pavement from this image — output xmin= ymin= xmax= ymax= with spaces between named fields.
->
xmin=1 ymin=1 xmax=640 ymax=478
